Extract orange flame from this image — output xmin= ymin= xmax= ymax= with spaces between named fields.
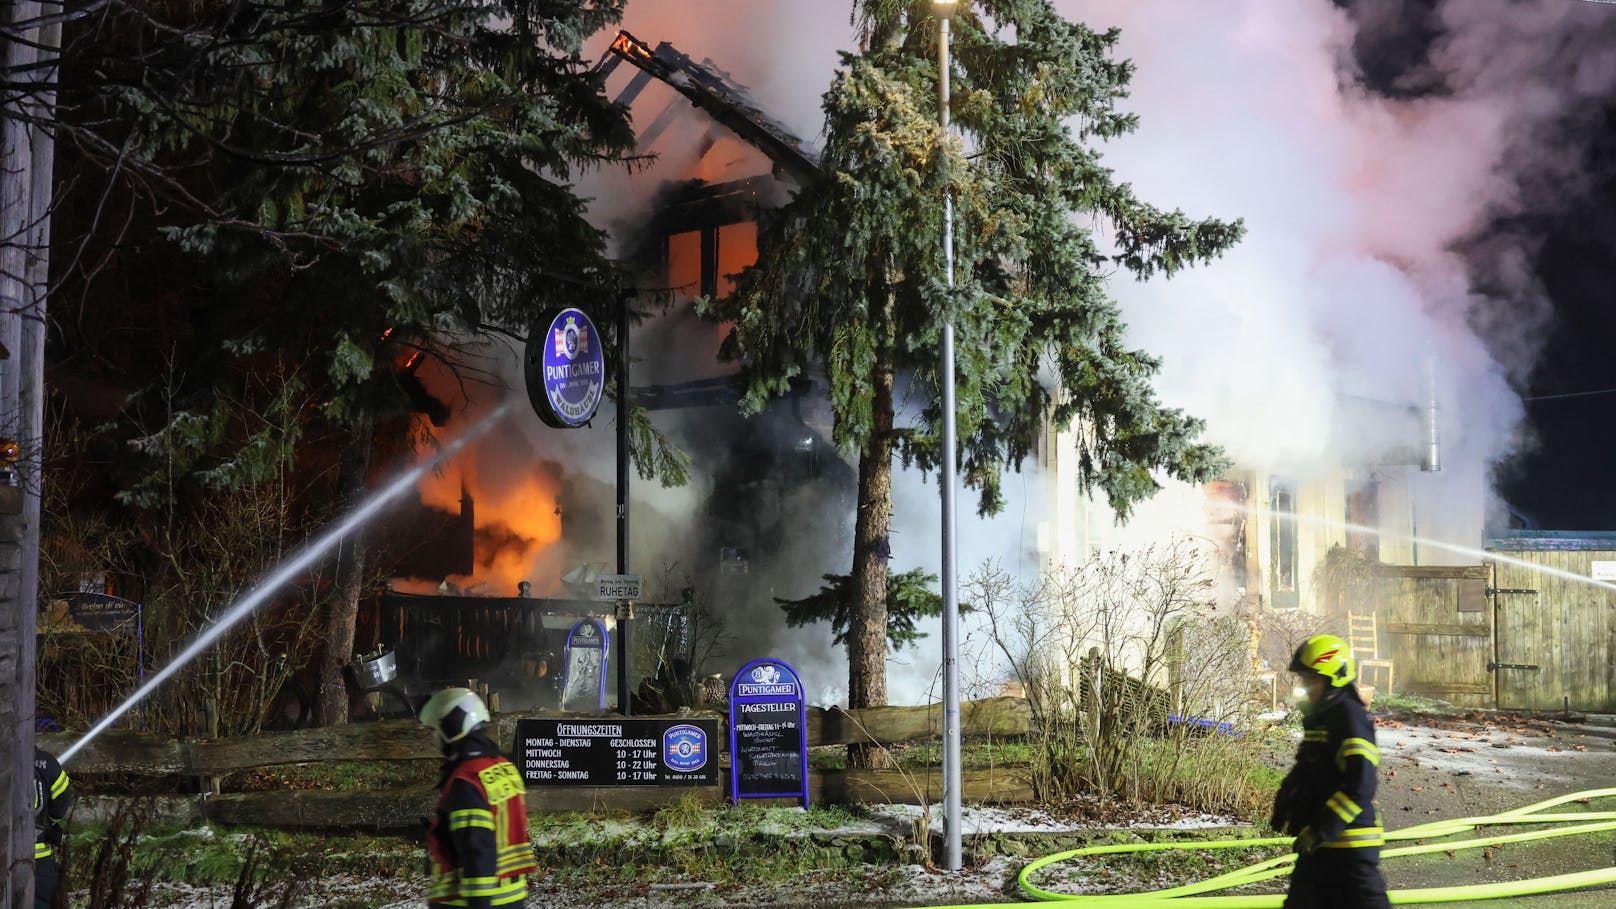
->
xmin=416 ymin=459 xmax=563 ymax=596
xmin=611 ymin=31 xmax=653 ymax=61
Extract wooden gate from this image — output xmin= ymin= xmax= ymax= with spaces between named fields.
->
xmin=1487 ymin=534 xmax=1616 ymax=712
xmin=1370 ymin=565 xmax=1492 ymax=708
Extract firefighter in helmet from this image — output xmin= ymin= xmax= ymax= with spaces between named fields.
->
xmin=34 ymin=746 xmax=73 ymax=909
xmin=1271 ymin=634 xmax=1390 ymax=909
xmin=419 ymin=688 xmax=536 ymax=908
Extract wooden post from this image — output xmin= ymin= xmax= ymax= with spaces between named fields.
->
xmin=2 ymin=2 xmax=57 ymax=905
xmin=203 ymin=698 xmax=222 ymax=798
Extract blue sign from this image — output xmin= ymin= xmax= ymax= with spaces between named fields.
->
xmin=728 ymin=658 xmax=809 ymax=806
xmin=560 ymin=618 xmax=610 ymax=712
xmin=531 ymin=307 xmax=606 ymax=428
xmin=663 ymin=723 xmax=710 ymax=773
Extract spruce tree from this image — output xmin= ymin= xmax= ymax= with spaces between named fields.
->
xmin=48 ymin=0 xmax=651 ymax=724
xmin=705 ymin=0 xmax=1242 ymax=725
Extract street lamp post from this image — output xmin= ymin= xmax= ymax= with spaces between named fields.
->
xmin=935 ymin=0 xmax=963 ymax=873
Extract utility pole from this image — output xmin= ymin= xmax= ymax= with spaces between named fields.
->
xmin=934 ymin=0 xmax=963 ymax=873
xmin=1 ymin=2 xmax=59 ymax=905
xmin=615 ymin=294 xmax=632 ymax=715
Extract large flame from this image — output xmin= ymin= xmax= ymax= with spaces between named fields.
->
xmin=393 ymin=348 xmax=566 ymax=597
xmin=416 ymin=459 xmax=563 ymax=596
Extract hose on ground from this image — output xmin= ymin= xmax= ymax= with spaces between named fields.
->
xmin=912 ymin=787 xmax=1616 ymax=908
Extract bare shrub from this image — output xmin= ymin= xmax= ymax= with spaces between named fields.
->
xmin=135 ymin=480 xmax=333 ymax=737
xmin=969 ymin=538 xmax=1270 ymax=813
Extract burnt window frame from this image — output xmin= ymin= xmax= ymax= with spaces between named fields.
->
xmin=1269 ymin=477 xmax=1299 ymax=609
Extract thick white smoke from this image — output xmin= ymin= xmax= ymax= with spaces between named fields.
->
xmin=464 ymin=1 xmax=1614 ymax=702
xmin=1068 ymin=0 xmax=1616 ymax=549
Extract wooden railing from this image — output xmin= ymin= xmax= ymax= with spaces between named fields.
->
xmin=39 ymin=697 xmax=1035 ymax=829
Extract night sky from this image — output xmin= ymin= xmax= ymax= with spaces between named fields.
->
xmin=1348 ymin=0 xmax=1616 ymax=531
xmin=1500 ymin=138 xmax=1616 ymax=531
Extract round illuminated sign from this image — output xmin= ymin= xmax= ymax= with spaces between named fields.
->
xmin=525 ymin=307 xmax=606 ymax=428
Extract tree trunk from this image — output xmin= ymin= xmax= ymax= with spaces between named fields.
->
xmin=847 ymin=362 xmax=894 ymax=768
xmin=317 ymin=419 xmax=374 ymax=726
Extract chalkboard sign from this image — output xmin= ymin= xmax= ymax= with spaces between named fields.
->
xmin=515 ymin=718 xmax=719 ymax=786
xmin=560 ymin=618 xmax=609 ymax=712
xmin=728 ymin=658 xmax=808 ymax=805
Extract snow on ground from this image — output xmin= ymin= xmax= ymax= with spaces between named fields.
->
xmin=143 ymin=874 xmax=418 ymax=909
xmin=1372 ymin=713 xmax=1613 ymax=790
xmin=863 ymin=802 xmax=1237 ymax=835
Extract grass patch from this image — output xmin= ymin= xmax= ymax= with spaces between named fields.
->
xmin=1051 ymin=840 xmax=1291 ymax=894
xmin=63 ymin=820 xmax=421 ymax=887
xmin=229 ymin=760 xmax=436 ymax=792
xmin=1113 ymin=738 xmax=1273 ymax=816
xmin=1248 ymin=763 xmax=1286 ymax=797
xmin=529 ymin=801 xmax=894 ymax=884
xmin=810 ymin=739 xmax=1035 ymax=771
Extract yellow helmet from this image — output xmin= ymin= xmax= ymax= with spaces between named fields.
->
xmin=1289 ymin=634 xmax=1356 ymax=688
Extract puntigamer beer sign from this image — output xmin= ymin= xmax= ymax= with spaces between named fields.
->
xmin=526 ymin=306 xmax=605 ymax=428
xmin=728 ymin=658 xmax=809 ymax=806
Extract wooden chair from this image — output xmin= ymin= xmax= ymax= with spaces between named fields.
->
xmin=1348 ymin=611 xmax=1394 ymax=694
xmin=1254 ymin=668 xmax=1280 ymax=711
xmin=1245 ymin=619 xmax=1280 ymax=711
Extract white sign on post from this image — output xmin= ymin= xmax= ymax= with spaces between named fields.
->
xmin=1592 ymin=561 xmax=1616 ymax=582
xmin=595 ymin=574 xmax=642 ymax=601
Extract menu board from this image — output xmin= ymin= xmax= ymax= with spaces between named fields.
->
xmin=728 ymin=658 xmax=808 ymax=805
xmin=515 ymin=718 xmax=719 ymax=787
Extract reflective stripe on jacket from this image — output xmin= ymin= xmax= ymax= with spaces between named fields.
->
xmin=427 ymin=755 xmax=537 ymax=908
xmin=1280 ymin=686 xmax=1383 ymax=848
xmin=34 ymin=749 xmax=72 ymax=860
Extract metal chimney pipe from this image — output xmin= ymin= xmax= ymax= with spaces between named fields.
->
xmin=1421 ymin=355 xmax=1441 ymax=472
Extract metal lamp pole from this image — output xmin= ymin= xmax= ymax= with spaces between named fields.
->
xmin=935 ymin=0 xmax=963 ymax=873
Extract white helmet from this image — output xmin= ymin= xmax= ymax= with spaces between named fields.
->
xmin=419 ymin=687 xmax=490 ymax=744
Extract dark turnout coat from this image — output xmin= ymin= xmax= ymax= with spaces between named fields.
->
xmin=1272 ymin=685 xmax=1383 ymax=848
xmin=1273 ymin=685 xmax=1391 ymax=909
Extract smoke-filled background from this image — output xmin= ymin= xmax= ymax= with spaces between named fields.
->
xmin=1073 ymin=0 xmax=1616 ymax=547
xmin=396 ymin=1 xmax=1616 ymax=705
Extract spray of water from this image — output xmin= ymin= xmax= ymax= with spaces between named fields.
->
xmin=60 ymin=401 xmax=517 ymax=763
xmin=1234 ymin=503 xmax=1616 ymax=595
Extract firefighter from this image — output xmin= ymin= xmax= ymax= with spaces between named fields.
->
xmin=418 ymin=687 xmax=536 ymax=909
xmin=34 ymin=746 xmax=73 ymax=909
xmin=1271 ymin=634 xmax=1390 ymax=909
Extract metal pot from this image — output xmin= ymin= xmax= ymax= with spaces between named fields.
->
xmin=352 ymin=647 xmax=397 ymax=691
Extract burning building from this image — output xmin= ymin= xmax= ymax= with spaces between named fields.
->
xmin=366 ymin=29 xmax=852 ymax=710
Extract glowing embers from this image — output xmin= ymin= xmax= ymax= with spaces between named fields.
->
xmin=610 ymin=30 xmax=653 ymax=61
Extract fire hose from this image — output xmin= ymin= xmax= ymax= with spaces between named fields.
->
xmin=910 ymin=787 xmax=1616 ymax=908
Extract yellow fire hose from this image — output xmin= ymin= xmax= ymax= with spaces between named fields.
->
xmin=912 ymin=788 xmax=1616 ymax=908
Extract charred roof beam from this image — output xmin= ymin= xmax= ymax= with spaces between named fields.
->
xmin=597 ymin=30 xmax=821 ymax=185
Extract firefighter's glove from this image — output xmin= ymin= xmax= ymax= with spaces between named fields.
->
xmin=1269 ymin=784 xmax=1295 ymax=833
xmin=1269 ymin=803 xmax=1289 ymax=835
xmin=1292 ymin=827 xmax=1321 ymax=856
xmin=43 ymin=824 xmax=64 ymax=848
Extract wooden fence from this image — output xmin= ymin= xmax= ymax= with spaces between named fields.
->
xmin=1330 ymin=537 xmax=1616 ymax=713
xmin=39 ymin=697 xmax=1034 ymax=830
xmin=1488 ymin=536 xmax=1616 ymax=712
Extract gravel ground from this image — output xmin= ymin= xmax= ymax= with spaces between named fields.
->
xmin=102 ymin=711 xmax=1616 ymax=909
